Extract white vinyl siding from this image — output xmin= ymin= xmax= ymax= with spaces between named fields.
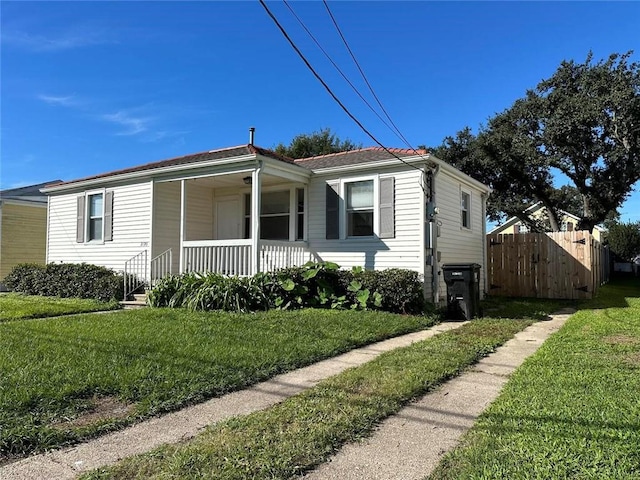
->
xmin=152 ymin=181 xmax=181 ymax=274
xmin=309 ymin=168 xmax=423 ymax=272
xmin=185 ymin=183 xmax=214 ymax=241
xmin=47 ymin=182 xmax=152 ymax=271
xmin=435 ymin=169 xmax=486 ymax=303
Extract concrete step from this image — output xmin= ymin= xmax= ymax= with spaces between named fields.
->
xmin=120 ymin=292 xmax=148 ymax=310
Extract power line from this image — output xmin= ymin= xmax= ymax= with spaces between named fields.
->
xmin=322 ymin=0 xmax=425 ymax=159
xmin=258 ymin=0 xmax=431 ymax=179
xmin=282 ymin=0 xmax=399 ymax=143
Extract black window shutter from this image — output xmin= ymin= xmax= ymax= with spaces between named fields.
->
xmin=76 ymin=196 xmax=85 ymax=243
xmin=104 ymin=191 xmax=114 ymax=241
xmin=325 ymin=183 xmax=339 ymax=239
xmin=379 ymin=177 xmax=395 ymax=239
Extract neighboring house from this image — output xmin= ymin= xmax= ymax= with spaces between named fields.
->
xmin=0 ymin=181 xmax=61 ymax=289
xmin=42 ymin=142 xmax=490 ymax=304
xmin=488 ymin=202 xmax=605 ymax=242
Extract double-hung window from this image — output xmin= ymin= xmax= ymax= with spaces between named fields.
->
xmin=346 ymin=180 xmax=374 ymax=237
xmin=76 ymin=190 xmax=113 ymax=243
xmin=88 ymin=193 xmax=104 ymax=241
xmin=325 ymin=176 xmax=394 ymax=240
xmin=461 ymin=191 xmax=471 ymax=229
xmin=243 ymin=187 xmax=305 ymax=241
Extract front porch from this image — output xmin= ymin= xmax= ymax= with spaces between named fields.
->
xmin=125 ymin=154 xmax=314 ymax=297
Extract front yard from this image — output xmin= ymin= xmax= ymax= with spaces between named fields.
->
xmin=0 ymin=293 xmax=119 ymax=321
xmin=430 ymin=278 xmax=640 ymax=479
xmin=0 ymin=307 xmax=434 ymax=461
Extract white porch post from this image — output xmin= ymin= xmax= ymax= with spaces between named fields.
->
xmin=251 ymin=162 xmax=263 ymax=275
xmin=179 ymin=179 xmax=186 ymax=273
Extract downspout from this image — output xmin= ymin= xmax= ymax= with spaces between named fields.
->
xmin=481 ymin=191 xmax=489 ymax=297
xmin=425 ymin=163 xmax=440 ymax=305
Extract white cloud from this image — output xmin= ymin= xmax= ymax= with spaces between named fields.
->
xmin=101 ymin=111 xmax=152 ymax=136
xmin=38 ymin=94 xmax=78 ymax=107
xmin=2 ymin=27 xmax=115 ymax=52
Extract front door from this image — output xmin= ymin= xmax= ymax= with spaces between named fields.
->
xmin=215 ymin=197 xmax=240 ymax=239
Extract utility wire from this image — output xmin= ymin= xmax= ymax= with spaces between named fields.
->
xmin=258 ymin=0 xmax=430 ymax=179
xmin=322 ymin=0 xmax=426 ymax=159
xmin=283 ymin=0 xmax=398 ymax=143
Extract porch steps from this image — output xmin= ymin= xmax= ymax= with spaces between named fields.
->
xmin=120 ymin=293 xmax=148 ymax=310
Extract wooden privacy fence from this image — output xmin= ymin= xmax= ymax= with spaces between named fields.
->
xmin=486 ymin=231 xmax=609 ymax=300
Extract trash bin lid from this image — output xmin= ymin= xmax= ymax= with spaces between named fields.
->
xmin=442 ymin=263 xmax=481 ymax=270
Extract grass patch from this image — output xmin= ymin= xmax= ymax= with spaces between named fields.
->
xmin=0 ymin=293 xmax=119 ymax=321
xmin=84 ymin=315 xmax=542 ymax=480
xmin=430 ymin=278 xmax=640 ymax=479
xmin=0 ymin=307 xmax=434 ymax=460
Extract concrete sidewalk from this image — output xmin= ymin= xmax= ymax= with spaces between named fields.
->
xmin=304 ymin=308 xmax=575 ymax=480
xmin=1 ymin=322 xmax=465 ymax=480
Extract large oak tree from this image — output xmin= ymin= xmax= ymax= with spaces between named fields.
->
xmin=431 ymin=52 xmax=640 ymax=233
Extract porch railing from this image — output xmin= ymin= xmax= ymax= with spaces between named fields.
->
xmin=260 ymin=240 xmax=311 ymax=271
xmin=182 ymin=240 xmax=312 ymax=276
xmin=183 ymin=240 xmax=252 ymax=276
xmin=124 ymin=250 xmax=148 ymax=299
xmin=151 ymin=248 xmax=172 ymax=286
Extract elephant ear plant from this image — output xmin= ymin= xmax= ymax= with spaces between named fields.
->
xmin=147 ymin=262 xmax=424 ymax=315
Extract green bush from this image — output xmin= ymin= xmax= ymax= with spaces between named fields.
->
xmin=147 ymin=263 xmax=425 ymax=315
xmin=3 ymin=263 xmax=124 ymax=302
xmin=358 ymin=268 xmax=425 ymax=314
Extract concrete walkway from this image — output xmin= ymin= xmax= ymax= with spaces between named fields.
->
xmin=304 ymin=308 xmax=575 ymax=480
xmin=1 ymin=322 xmax=465 ymax=480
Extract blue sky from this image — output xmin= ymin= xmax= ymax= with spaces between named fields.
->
xmin=2 ymin=1 xmax=639 ymax=222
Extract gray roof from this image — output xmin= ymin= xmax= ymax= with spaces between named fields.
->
xmin=0 ymin=180 xmax=62 ymax=203
xmin=294 ymin=147 xmax=429 ymax=170
xmin=45 ymin=145 xmax=297 ymax=189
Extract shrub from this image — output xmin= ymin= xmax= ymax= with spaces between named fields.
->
xmin=3 ymin=263 xmax=124 ymax=302
xmin=146 ymin=263 xmax=424 ymax=315
xmin=357 ymin=268 xmax=425 ymax=314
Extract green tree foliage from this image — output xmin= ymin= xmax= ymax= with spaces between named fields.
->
xmin=604 ymin=221 xmax=640 ymax=261
xmin=274 ymin=128 xmax=360 ymax=159
xmin=430 ymin=52 xmax=640 ymax=233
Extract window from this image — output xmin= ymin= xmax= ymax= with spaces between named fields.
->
xmin=88 ymin=193 xmax=103 ymax=241
xmin=461 ymin=191 xmax=471 ymax=229
xmin=325 ymin=177 xmax=394 ymax=240
xmin=561 ymin=221 xmax=574 ymax=232
xmin=76 ymin=190 xmax=113 ymax=243
xmin=346 ymin=180 xmax=374 ymax=237
xmin=296 ymin=188 xmax=305 ymax=240
xmin=244 ymin=188 xmax=303 ymax=241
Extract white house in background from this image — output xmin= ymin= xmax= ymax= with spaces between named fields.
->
xmin=42 ymin=140 xmax=490 ymax=304
xmin=488 ymin=202 xmax=606 ymax=242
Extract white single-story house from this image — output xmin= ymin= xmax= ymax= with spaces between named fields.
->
xmin=489 ymin=202 xmax=606 ymax=242
xmin=42 ymin=139 xmax=490 ymax=304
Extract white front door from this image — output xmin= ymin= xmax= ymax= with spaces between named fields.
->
xmin=215 ymin=197 xmax=240 ymax=239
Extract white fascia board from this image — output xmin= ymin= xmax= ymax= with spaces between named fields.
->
xmin=309 ymin=156 xmax=428 ymax=177
xmin=41 ymin=154 xmax=258 ymax=194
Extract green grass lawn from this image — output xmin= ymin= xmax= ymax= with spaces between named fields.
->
xmin=0 ymin=307 xmax=434 ymax=460
xmin=83 ymin=298 xmax=566 ymax=480
xmin=0 ymin=293 xmax=119 ymax=321
xmin=430 ymin=278 xmax=640 ymax=479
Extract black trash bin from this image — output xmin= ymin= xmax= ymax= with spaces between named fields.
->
xmin=442 ymin=263 xmax=481 ymax=320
